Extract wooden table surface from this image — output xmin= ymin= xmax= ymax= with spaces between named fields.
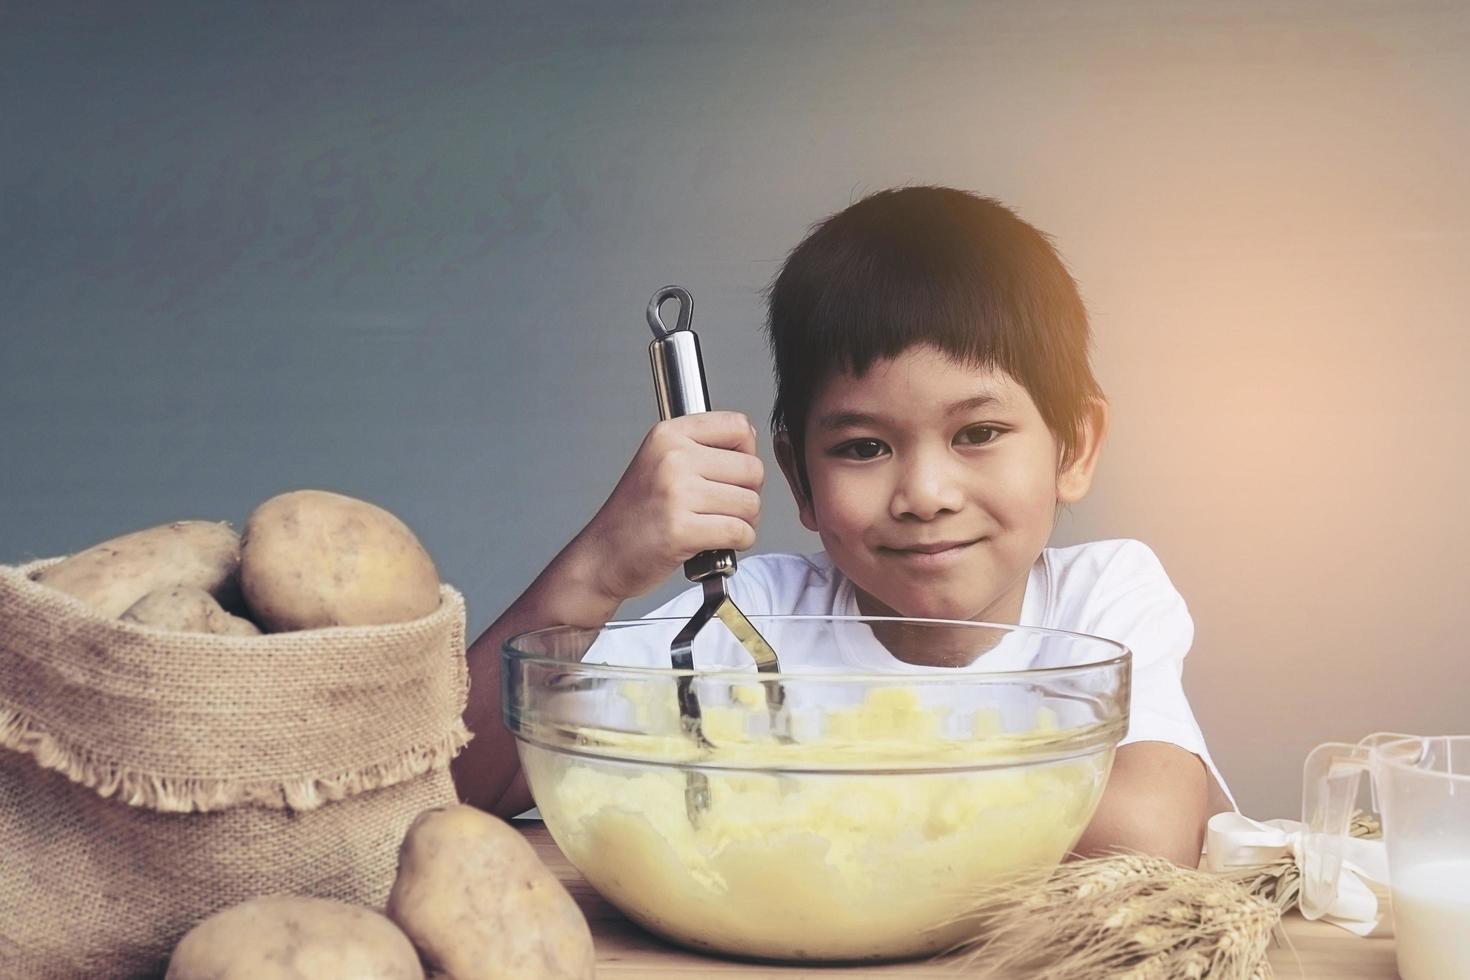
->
xmin=516 ymin=821 xmax=1400 ymax=978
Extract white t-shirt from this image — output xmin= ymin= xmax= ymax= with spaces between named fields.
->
xmin=587 ymin=538 xmax=1235 ymax=813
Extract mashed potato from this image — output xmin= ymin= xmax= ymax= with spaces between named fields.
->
xmin=523 ymin=686 xmax=1111 ymax=961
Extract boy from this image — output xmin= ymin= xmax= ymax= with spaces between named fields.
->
xmin=455 ymin=186 xmax=1232 ymax=866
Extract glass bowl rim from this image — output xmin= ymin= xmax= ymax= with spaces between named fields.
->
xmin=504 ymin=614 xmax=1131 ymax=684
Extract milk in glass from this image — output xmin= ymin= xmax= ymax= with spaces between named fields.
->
xmin=1391 ymin=858 xmax=1470 ymax=980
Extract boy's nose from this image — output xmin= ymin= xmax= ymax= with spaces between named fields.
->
xmin=890 ymin=452 xmax=966 ymax=521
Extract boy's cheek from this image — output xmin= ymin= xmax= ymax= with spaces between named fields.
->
xmin=809 ymin=497 xmax=876 ymax=544
xmin=811 ymin=469 xmax=888 ymax=518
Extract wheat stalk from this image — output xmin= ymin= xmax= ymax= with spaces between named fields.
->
xmin=938 ymin=855 xmax=1279 ymax=979
xmin=935 ymin=812 xmax=1381 ymax=978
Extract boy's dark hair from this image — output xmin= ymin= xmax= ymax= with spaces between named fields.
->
xmin=765 ymin=186 xmax=1104 ymax=492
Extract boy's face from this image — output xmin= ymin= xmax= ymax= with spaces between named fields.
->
xmin=778 ymin=343 xmax=1103 ymax=625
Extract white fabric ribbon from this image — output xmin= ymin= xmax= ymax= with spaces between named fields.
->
xmin=1203 ymin=811 xmax=1393 ymax=937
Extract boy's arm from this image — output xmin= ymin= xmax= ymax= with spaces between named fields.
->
xmin=452 ymin=411 xmax=764 ymax=819
xmin=1070 ymin=740 xmax=1210 ymax=866
xmin=454 ymin=536 xmax=624 ymax=818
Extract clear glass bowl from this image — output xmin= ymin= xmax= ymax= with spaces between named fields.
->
xmin=503 ymin=616 xmax=1129 ymax=963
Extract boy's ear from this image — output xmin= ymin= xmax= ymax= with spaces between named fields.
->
xmin=773 ymin=431 xmax=819 ymax=532
xmin=1056 ymin=398 xmax=1110 ymax=505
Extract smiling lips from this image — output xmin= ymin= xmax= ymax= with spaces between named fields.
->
xmin=883 ymin=539 xmax=982 ymax=565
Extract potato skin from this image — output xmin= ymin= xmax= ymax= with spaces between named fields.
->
xmin=240 ymin=490 xmax=441 ymax=631
xmin=34 ymin=521 xmax=242 ymax=618
xmin=165 ymin=895 xmax=424 ymax=980
xmin=120 ymin=586 xmax=261 ymax=636
xmin=387 ymin=805 xmax=596 ymax=980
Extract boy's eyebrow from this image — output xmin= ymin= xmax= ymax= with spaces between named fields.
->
xmin=815 ymin=410 xmax=886 ymax=432
xmin=944 ymin=394 xmax=1002 ymax=415
xmin=815 ymin=393 xmax=1004 ymax=432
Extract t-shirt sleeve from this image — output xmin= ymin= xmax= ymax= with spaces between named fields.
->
xmin=1075 ymin=541 xmax=1237 ymax=813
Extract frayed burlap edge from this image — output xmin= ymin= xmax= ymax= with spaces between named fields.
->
xmin=2 ymin=557 xmax=474 ymax=814
xmin=0 ymin=704 xmax=472 ymax=813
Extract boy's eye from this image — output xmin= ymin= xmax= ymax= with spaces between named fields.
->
xmin=834 ymin=438 xmax=888 ymax=460
xmin=956 ymin=424 xmax=1003 ymax=446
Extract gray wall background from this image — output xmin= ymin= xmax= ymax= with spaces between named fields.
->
xmin=3 ymin=0 xmax=1467 ymax=819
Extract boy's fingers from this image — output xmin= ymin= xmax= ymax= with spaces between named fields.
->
xmin=691 ymin=514 xmax=758 ymax=553
xmin=693 ymin=483 xmax=762 ymax=526
xmin=696 ymin=446 xmax=765 ymax=491
xmin=674 ymin=411 xmax=757 ymax=453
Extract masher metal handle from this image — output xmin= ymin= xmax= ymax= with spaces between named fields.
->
xmin=646 ymin=286 xmax=740 ymax=586
xmin=645 ymin=286 xmax=789 ymax=822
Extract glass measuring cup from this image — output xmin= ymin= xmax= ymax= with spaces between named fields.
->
xmin=1302 ymin=733 xmax=1470 ymax=980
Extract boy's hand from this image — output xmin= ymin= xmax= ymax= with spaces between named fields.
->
xmin=579 ymin=411 xmax=764 ymax=603
xmin=456 ymin=410 xmax=763 ymax=818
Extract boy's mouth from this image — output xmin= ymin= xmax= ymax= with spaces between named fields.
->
xmin=881 ymin=538 xmax=982 ymax=563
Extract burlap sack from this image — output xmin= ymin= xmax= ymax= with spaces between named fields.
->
xmin=0 ymin=557 xmax=472 ymax=979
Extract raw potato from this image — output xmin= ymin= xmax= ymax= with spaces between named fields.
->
xmin=387 ymin=804 xmax=596 ymax=980
xmin=166 ymin=895 xmax=424 ymax=980
xmin=240 ymin=489 xmax=441 ymax=631
xmin=34 ymin=521 xmax=243 ymax=618
xmin=121 ymin=586 xmax=262 ymax=636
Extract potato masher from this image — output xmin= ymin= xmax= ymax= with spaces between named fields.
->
xmin=646 ymin=285 xmax=786 ymax=820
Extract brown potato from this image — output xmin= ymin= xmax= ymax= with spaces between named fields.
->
xmin=387 ymin=805 xmax=595 ymax=980
xmin=239 ymin=489 xmax=441 ymax=631
xmin=165 ymin=895 xmax=424 ymax=980
xmin=34 ymin=521 xmax=242 ymax=618
xmin=120 ymin=586 xmax=262 ymax=636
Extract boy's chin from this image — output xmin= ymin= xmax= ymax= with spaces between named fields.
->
xmin=856 ymin=584 xmax=1001 ymax=623
xmin=874 ymin=594 xmax=983 ymax=623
